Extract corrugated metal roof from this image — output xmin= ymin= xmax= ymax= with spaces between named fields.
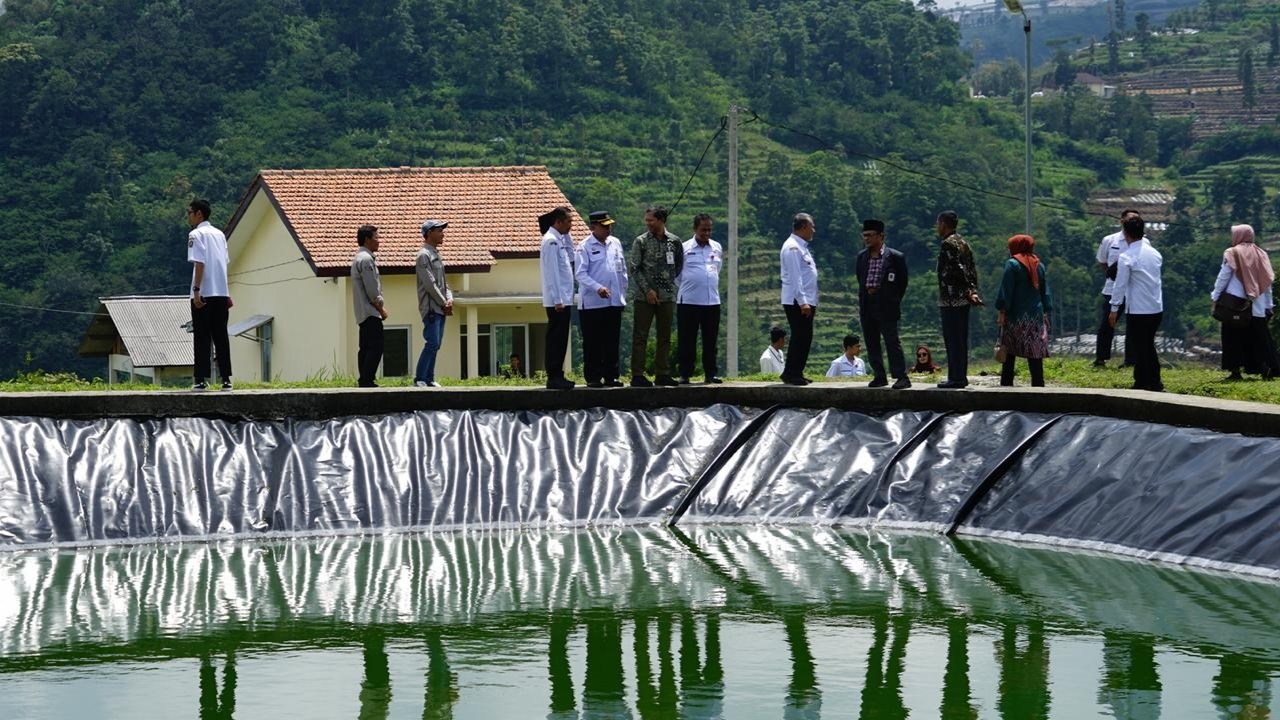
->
xmin=98 ymin=296 xmax=194 ymax=367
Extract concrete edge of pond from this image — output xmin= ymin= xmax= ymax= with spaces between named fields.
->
xmin=2 ymin=383 xmax=1278 ymax=437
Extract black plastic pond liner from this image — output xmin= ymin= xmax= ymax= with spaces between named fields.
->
xmin=0 ymin=405 xmax=1277 ymax=579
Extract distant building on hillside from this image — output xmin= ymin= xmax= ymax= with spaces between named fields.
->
xmin=1074 ymin=72 xmax=1116 ymax=98
xmin=221 ymin=166 xmax=588 ymax=383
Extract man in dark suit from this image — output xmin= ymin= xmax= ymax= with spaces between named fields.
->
xmin=856 ymin=219 xmax=911 ymax=389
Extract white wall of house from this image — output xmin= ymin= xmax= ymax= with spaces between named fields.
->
xmin=229 ymin=201 xmax=558 ymax=382
xmin=227 ymin=195 xmax=348 ymax=382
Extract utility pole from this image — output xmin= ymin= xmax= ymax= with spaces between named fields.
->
xmin=727 ymin=104 xmax=740 ymax=377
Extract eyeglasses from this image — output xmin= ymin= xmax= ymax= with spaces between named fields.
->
xmin=917 ymin=352 xmax=929 ymax=358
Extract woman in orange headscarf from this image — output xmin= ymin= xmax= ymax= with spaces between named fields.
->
xmin=1211 ymin=223 xmax=1279 ymax=380
xmin=995 ymin=234 xmax=1053 ymax=386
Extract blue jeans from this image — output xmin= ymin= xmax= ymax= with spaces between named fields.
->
xmin=415 ymin=312 xmax=445 ymax=383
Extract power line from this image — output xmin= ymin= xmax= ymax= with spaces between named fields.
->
xmin=670 ymin=116 xmax=728 ymax=214
xmin=0 ymin=301 xmax=108 ymax=317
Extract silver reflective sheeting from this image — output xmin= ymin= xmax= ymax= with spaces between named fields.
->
xmin=0 ymin=405 xmax=1278 ymax=577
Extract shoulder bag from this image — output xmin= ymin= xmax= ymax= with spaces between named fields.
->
xmin=1214 ymin=292 xmax=1252 ymax=328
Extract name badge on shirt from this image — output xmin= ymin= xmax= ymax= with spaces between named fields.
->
xmin=887 ymin=272 xmax=895 ymax=282
xmin=666 ymin=251 xmax=675 ymax=265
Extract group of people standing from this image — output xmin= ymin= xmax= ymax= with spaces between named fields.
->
xmin=539 ymin=205 xmax=725 ymax=389
xmin=775 ymin=210 xmax=990 ymax=389
xmin=342 ymin=200 xmax=1275 ymax=393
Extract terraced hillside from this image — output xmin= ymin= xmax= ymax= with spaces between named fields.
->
xmin=1124 ymin=68 xmax=1280 ymax=138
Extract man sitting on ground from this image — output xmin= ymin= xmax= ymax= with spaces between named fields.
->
xmin=826 ymin=334 xmax=868 ymax=378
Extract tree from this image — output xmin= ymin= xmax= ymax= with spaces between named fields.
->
xmin=1113 ymin=0 xmax=1126 ymax=35
xmin=1107 ymin=32 xmax=1120 ymax=74
xmin=1134 ymin=12 xmax=1151 ymax=55
xmin=1238 ymin=48 xmax=1257 ymax=114
xmin=1269 ymin=17 xmax=1279 ymax=68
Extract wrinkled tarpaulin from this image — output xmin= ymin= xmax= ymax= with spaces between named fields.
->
xmin=0 ymin=405 xmax=1277 ymax=578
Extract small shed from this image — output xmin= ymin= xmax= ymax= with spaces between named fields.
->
xmin=78 ymin=296 xmax=194 ymax=385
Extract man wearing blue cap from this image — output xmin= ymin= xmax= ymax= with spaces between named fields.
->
xmin=414 ymin=219 xmax=453 ymax=388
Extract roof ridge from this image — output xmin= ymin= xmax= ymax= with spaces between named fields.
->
xmin=259 ymin=165 xmax=549 ymax=175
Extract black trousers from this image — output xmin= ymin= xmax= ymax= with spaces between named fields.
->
xmin=783 ymin=303 xmax=815 ymax=380
xmin=357 ymin=316 xmax=384 ymax=387
xmin=544 ymin=307 xmax=572 ymax=379
xmin=1096 ymin=294 xmax=1133 ymax=364
xmin=939 ymin=305 xmax=970 ymax=385
xmin=677 ymin=303 xmax=721 ymax=378
xmin=1126 ymin=312 xmax=1163 ymax=391
xmin=862 ymin=307 xmax=907 ymax=381
xmin=192 ymin=296 xmax=232 ymax=382
xmin=579 ymin=306 xmax=622 ymax=383
xmin=1001 ymin=356 xmax=1045 ymax=386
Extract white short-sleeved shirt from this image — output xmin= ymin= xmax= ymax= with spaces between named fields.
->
xmin=188 ymin=221 xmax=230 ymax=297
xmin=826 ymin=354 xmax=867 ymax=377
xmin=1096 ymin=230 xmax=1124 ymax=296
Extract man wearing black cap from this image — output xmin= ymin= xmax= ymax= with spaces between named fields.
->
xmin=539 ymin=207 xmax=576 ymax=390
xmin=576 ymin=211 xmax=629 ymax=388
xmin=856 ymin=219 xmax=911 ymax=389
xmin=414 ymin=219 xmax=452 ymax=388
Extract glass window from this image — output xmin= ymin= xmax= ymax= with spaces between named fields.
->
xmin=382 ymin=326 xmax=411 ymax=377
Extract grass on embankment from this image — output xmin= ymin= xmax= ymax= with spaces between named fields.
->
xmin=4 ymin=358 xmax=1277 ymax=404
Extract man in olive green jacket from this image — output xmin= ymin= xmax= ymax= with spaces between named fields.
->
xmin=627 ymin=205 xmax=684 ymax=387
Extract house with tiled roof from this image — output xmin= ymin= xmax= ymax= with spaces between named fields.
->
xmin=222 ymin=166 xmax=588 ymax=382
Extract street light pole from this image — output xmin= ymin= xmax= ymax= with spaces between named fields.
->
xmin=1005 ymin=0 xmax=1033 ymax=235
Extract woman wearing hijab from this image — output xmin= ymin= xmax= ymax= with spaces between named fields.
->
xmin=996 ymin=235 xmax=1053 ymax=387
xmin=910 ymin=344 xmax=941 ymax=373
xmin=1211 ymin=224 xmax=1279 ymax=380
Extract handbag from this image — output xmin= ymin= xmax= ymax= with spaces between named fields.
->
xmin=993 ymin=327 xmax=1008 ymax=362
xmin=1213 ymin=292 xmax=1252 ymax=328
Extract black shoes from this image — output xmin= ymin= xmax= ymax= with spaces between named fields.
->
xmin=655 ymin=375 xmax=681 ymax=387
xmin=586 ymin=381 xmax=605 ymax=388
xmin=936 ymin=380 xmax=968 ymax=389
xmin=704 ymin=376 xmax=723 ymax=384
xmin=867 ymin=377 xmax=888 ymax=388
xmin=605 ymin=379 xmax=625 ymax=387
xmin=546 ymin=377 xmax=576 ymax=390
xmin=631 ymin=375 xmax=654 ymax=388
xmin=892 ymin=378 xmax=911 ymax=390
xmin=678 ymin=376 xmax=692 ymax=385
xmin=782 ymin=376 xmax=809 ymax=386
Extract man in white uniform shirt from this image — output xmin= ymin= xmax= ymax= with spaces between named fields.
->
xmin=1108 ymin=212 xmax=1163 ymax=392
xmin=760 ymin=327 xmax=787 ymax=375
xmin=186 ymin=199 xmax=232 ymax=391
xmin=539 ymin=207 xmax=576 ymax=390
xmin=576 ymin=211 xmax=629 ymax=388
xmin=779 ymin=213 xmax=819 ymax=385
xmin=676 ymin=213 xmax=724 ymax=384
xmin=1094 ymin=209 xmax=1138 ymax=368
xmin=826 ymin=335 xmax=868 ymax=378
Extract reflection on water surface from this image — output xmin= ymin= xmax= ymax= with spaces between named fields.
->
xmin=0 ymin=527 xmax=1275 ymax=718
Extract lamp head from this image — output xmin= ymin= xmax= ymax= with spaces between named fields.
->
xmin=1003 ymin=0 xmax=1023 ymax=12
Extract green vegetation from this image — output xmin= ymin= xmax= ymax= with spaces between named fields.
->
xmin=15 ymin=358 xmax=1280 ymax=407
xmin=0 ymin=0 xmax=1276 ymax=385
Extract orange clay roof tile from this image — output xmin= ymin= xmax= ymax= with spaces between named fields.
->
xmin=237 ymin=166 xmax=587 ymax=275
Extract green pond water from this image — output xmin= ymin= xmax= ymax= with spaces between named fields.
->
xmin=0 ymin=526 xmax=1276 ymax=719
